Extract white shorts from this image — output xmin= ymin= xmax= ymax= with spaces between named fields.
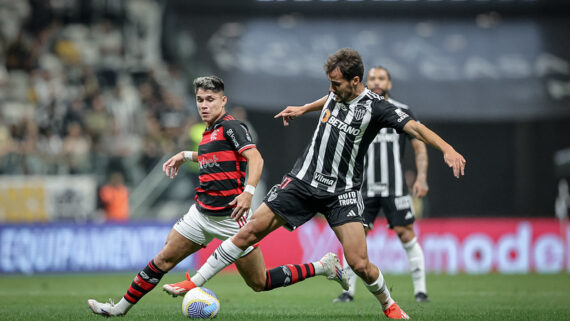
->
xmin=173 ymin=204 xmax=255 ymax=256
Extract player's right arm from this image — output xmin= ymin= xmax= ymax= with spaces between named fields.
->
xmin=274 ymin=95 xmax=328 ymax=126
xmin=403 ymin=120 xmax=466 ymax=179
xmin=162 ymin=151 xmax=197 ymax=179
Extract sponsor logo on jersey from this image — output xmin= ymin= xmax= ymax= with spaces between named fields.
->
xmin=395 ymin=108 xmax=409 ymax=123
xmin=226 ymin=128 xmax=240 ymax=148
xmin=325 ymin=114 xmax=362 ymax=136
xmin=338 ymin=191 xmax=358 ymax=206
xmin=199 ymin=155 xmax=220 ymax=168
xmin=314 ymin=172 xmax=337 ymax=186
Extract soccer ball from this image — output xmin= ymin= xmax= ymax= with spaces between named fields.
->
xmin=182 ymin=287 xmax=220 ymax=319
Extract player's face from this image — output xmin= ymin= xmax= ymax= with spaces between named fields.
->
xmin=366 ymin=68 xmax=391 ymax=96
xmin=328 ymin=67 xmax=360 ymax=103
xmin=196 ymin=89 xmax=227 ymax=126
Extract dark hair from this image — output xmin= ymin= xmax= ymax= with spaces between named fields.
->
xmin=324 ymin=48 xmax=364 ymax=82
xmin=369 ymin=66 xmax=391 ymax=80
xmin=193 ymin=76 xmax=224 ymax=94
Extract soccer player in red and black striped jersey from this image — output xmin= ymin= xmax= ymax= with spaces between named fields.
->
xmin=87 ymin=76 xmax=348 ymax=317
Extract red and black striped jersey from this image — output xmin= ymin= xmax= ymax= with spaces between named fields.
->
xmin=195 ymin=113 xmax=256 ymax=216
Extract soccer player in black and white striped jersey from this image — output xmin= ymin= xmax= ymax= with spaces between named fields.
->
xmin=186 ymin=49 xmax=465 ymax=319
xmin=334 ymin=66 xmax=431 ymax=303
xmin=286 ymin=66 xmax=431 ymax=303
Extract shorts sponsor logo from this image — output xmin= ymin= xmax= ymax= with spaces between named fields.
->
xmin=347 ymin=210 xmax=357 ymax=217
xmin=338 ymin=191 xmax=358 ymax=206
xmin=405 ymin=211 xmax=414 ymax=220
xmin=395 ymin=196 xmax=412 ymax=211
xmin=314 ymin=172 xmax=336 ymax=186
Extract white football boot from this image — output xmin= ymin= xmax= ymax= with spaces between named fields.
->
xmin=87 ymin=298 xmax=125 ymax=317
xmin=319 ymin=252 xmax=349 ymax=291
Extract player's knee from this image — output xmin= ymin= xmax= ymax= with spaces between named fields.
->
xmin=346 ymin=256 xmax=369 ymax=277
xmin=395 ymin=225 xmax=415 ymax=243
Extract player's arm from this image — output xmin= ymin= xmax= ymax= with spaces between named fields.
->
xmin=230 ymin=147 xmax=264 ymax=220
xmin=410 ymin=138 xmax=429 ymax=197
xmin=274 ymin=95 xmax=328 ymax=126
xmin=162 ymin=151 xmax=197 ymax=179
xmin=403 ymin=120 xmax=466 ymax=178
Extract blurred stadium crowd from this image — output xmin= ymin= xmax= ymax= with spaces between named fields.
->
xmin=0 ymin=0 xmax=197 ymax=189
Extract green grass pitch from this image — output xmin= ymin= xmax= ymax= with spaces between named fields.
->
xmin=1 ymin=272 xmax=569 ymax=320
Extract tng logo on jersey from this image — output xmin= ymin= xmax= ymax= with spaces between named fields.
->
xmin=199 ymin=155 xmax=220 ymax=169
xmin=338 ymin=191 xmax=358 ymax=206
xmin=321 ymin=110 xmax=362 ymax=136
xmin=314 ymin=172 xmax=337 ymax=186
xmin=395 ymin=108 xmax=409 ymax=123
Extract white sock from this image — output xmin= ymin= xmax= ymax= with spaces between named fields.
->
xmin=342 ymin=254 xmax=357 ymax=296
xmin=191 ymin=238 xmax=244 ymax=286
xmin=403 ymin=237 xmax=427 ymax=294
xmin=364 ymin=270 xmax=394 ymax=310
xmin=115 ymin=298 xmax=133 ymax=314
xmin=312 ymin=260 xmax=325 ymax=275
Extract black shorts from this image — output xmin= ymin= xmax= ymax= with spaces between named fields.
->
xmin=362 ymin=195 xmax=415 ymax=229
xmin=264 ymin=175 xmax=364 ymax=230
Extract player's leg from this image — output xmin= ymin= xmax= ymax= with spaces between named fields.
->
xmin=88 ymin=228 xmax=202 ymax=316
xmin=384 ymin=195 xmax=429 ymax=302
xmin=333 ymin=196 xmax=380 ymax=303
xmin=332 ymin=222 xmax=408 ymax=319
xmin=88 ymin=205 xmax=207 ymax=316
xmin=235 ymin=246 xmax=347 ymax=292
xmin=188 ymin=202 xmax=286 ymax=287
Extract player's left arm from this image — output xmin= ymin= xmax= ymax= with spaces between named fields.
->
xmin=410 ymin=138 xmax=429 ymax=197
xmin=403 ymin=120 xmax=466 ymax=178
xmin=230 ymin=147 xmax=264 ymax=220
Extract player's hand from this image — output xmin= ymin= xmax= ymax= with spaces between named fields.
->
xmin=229 ymin=192 xmax=253 ymax=220
xmin=443 ymin=149 xmax=466 ymax=178
xmin=162 ymin=152 xmax=186 ymax=179
xmin=412 ymin=179 xmax=429 ymax=198
xmin=274 ymin=106 xmax=305 ymax=126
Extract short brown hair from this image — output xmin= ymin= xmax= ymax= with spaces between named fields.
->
xmin=324 ymin=48 xmax=364 ymax=82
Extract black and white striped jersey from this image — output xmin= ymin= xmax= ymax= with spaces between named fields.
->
xmin=361 ymin=98 xmax=418 ymax=198
xmin=289 ymin=89 xmax=414 ymax=194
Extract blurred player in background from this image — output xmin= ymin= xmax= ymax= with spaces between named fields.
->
xmin=181 ymin=48 xmax=466 ymax=319
xmin=87 ymin=76 xmax=347 ymax=317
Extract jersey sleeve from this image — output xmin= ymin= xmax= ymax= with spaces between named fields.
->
xmin=372 ymin=99 xmax=415 ymax=133
xmin=223 ymin=121 xmax=256 ymax=154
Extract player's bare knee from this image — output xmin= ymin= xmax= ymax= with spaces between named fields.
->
xmin=395 ymin=225 xmax=415 ymax=243
xmin=346 ymin=257 xmax=369 ymax=277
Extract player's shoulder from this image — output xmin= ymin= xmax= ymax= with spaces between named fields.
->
xmin=218 ymin=114 xmax=246 ymax=130
xmin=387 ymin=98 xmax=410 ymax=110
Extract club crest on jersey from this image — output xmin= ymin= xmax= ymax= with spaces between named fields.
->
xmin=210 ymin=128 xmax=222 ymax=141
xmin=353 ymin=106 xmax=367 ymax=121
